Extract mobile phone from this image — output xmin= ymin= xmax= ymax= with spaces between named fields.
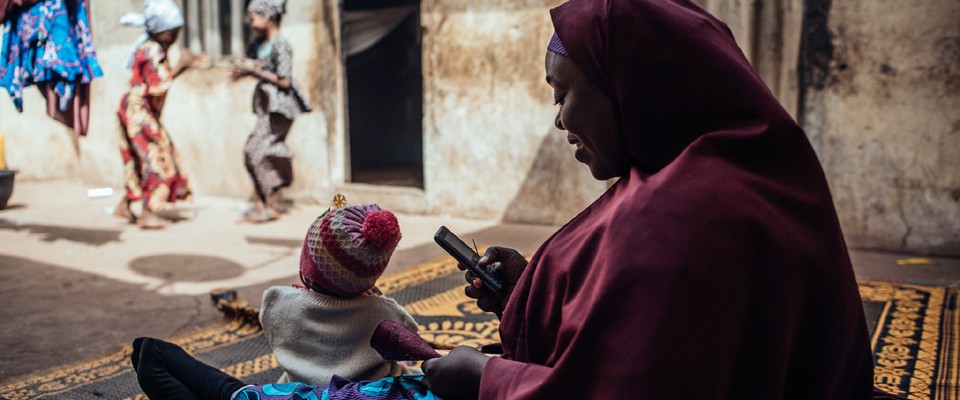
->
xmin=434 ymin=226 xmax=504 ymax=294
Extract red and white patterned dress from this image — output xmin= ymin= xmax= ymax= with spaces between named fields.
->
xmin=117 ymin=40 xmax=191 ymax=212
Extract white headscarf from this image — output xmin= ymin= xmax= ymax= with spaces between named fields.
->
xmin=247 ymin=0 xmax=287 ymax=20
xmin=120 ymin=0 xmax=185 ymax=69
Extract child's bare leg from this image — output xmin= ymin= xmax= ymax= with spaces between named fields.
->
xmin=113 ymin=196 xmax=136 ymax=223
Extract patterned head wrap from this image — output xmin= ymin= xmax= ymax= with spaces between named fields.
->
xmin=119 ymin=0 xmax=184 ymax=68
xmin=247 ymin=0 xmax=287 ymax=20
xmin=547 ymin=32 xmax=570 ymax=57
xmin=120 ymin=0 xmax=184 ymax=34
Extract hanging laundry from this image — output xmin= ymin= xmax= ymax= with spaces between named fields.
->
xmin=0 ymin=0 xmax=102 ymax=136
xmin=0 ymin=0 xmax=40 ymax=23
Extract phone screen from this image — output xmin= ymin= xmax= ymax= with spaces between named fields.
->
xmin=435 ymin=226 xmax=503 ymax=294
xmin=439 ymin=229 xmax=481 ymax=266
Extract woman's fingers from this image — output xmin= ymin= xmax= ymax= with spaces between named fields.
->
xmin=463 ymin=270 xmax=476 ymax=284
xmin=476 ymin=296 xmax=499 ymax=312
xmin=464 ymin=279 xmax=500 ymax=312
xmin=464 ymin=282 xmax=486 ymax=299
xmin=478 ymin=246 xmax=507 ymax=266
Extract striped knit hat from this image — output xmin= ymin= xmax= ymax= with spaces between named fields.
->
xmin=300 ymin=204 xmax=402 ymax=297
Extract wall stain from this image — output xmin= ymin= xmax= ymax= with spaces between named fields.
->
xmin=796 ymin=0 xmax=833 ymax=125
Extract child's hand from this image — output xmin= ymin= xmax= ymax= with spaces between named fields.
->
xmin=178 ymin=49 xmax=207 ymax=70
xmin=189 ymin=52 xmax=208 ymax=68
xmin=231 ymin=66 xmax=245 ymax=80
xmin=231 ymin=64 xmax=256 ymax=81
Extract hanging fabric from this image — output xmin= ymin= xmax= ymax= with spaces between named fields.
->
xmin=0 ymin=0 xmax=103 ymax=136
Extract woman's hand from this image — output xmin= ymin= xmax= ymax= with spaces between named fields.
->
xmin=422 ymin=346 xmax=489 ymax=400
xmin=461 ymin=246 xmax=527 ymax=315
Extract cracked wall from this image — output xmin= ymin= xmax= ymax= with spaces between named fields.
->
xmin=800 ymin=0 xmax=960 ymax=255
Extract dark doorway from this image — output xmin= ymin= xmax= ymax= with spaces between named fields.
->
xmin=342 ymin=1 xmax=423 ymax=188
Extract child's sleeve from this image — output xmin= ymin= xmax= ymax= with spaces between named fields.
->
xmin=275 ymin=40 xmax=293 ymax=79
xmin=379 ymin=295 xmax=420 ymax=333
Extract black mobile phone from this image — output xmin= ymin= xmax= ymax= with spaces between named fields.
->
xmin=434 ymin=226 xmax=504 ymax=294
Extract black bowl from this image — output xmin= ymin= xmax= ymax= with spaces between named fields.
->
xmin=0 ymin=170 xmax=15 ymax=209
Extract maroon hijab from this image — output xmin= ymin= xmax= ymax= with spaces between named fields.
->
xmin=480 ymin=0 xmax=874 ymax=398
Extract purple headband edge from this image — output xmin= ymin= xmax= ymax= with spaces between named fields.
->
xmin=547 ymin=32 xmax=569 ymax=57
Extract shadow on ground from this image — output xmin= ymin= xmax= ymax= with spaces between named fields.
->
xmin=0 ymin=203 xmax=27 ymax=211
xmin=130 ymin=254 xmax=245 ymax=282
xmin=245 ymin=236 xmax=302 ymax=248
xmin=0 ymin=219 xmax=122 ymax=246
xmin=0 ymin=255 xmax=221 ymax=382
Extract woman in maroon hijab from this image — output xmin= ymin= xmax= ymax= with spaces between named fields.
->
xmin=421 ymin=0 xmax=879 ymax=398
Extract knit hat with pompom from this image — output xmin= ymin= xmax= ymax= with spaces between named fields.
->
xmin=300 ymin=204 xmax=401 ymax=297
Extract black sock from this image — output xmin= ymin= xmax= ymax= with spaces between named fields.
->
xmin=135 ymin=338 xmax=201 ymax=400
xmin=131 ymin=337 xmax=146 ymax=373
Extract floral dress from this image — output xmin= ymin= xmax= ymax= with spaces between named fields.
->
xmin=1 ymin=0 xmax=102 ymax=112
xmin=117 ymin=40 xmax=191 ymax=212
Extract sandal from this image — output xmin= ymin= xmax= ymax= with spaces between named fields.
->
xmin=215 ymin=298 xmax=261 ymax=326
xmin=240 ymin=207 xmax=277 ymax=224
xmin=209 ymin=288 xmax=237 ymax=305
xmin=137 ymin=211 xmax=169 ymax=229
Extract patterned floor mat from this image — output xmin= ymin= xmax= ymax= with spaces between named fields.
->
xmin=0 ymin=256 xmax=956 ymax=399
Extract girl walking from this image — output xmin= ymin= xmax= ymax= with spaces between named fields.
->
xmin=233 ymin=0 xmax=311 ymax=223
xmin=116 ymin=0 xmax=205 ymax=229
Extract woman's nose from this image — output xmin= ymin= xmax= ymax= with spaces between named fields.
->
xmin=554 ymin=112 xmax=565 ymax=130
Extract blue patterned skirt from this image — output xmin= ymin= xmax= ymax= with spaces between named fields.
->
xmin=234 ymin=375 xmax=440 ymax=400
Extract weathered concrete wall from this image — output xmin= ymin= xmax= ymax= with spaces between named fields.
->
xmin=0 ymin=0 xmax=605 ymax=225
xmin=798 ymin=0 xmax=960 ymax=255
xmin=695 ymin=0 xmax=803 ymax=117
xmin=4 ymin=0 xmax=954 ymax=254
xmin=419 ymin=0 xmax=607 ymax=223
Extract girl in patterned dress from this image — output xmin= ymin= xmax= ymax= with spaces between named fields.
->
xmin=116 ymin=0 xmax=205 ymax=229
xmin=232 ymin=0 xmax=311 ymax=223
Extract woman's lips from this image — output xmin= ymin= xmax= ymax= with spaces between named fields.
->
xmin=568 ymin=134 xmax=587 ymax=162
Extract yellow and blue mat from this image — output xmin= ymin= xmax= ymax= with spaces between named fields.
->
xmin=0 ymin=256 xmax=956 ymax=399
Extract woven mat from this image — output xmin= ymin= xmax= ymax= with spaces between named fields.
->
xmin=1 ymin=256 xmax=956 ymax=399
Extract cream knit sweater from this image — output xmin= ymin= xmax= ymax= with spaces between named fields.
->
xmin=259 ymin=286 xmax=419 ymax=387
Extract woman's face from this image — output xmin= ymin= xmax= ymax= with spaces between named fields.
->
xmin=545 ymin=51 xmax=630 ymax=180
xmin=247 ymin=11 xmax=272 ymax=34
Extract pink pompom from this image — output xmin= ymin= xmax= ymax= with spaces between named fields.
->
xmin=362 ymin=210 xmax=401 ymax=249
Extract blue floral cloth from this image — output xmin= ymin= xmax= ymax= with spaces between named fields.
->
xmin=0 ymin=0 xmax=102 ymax=112
xmin=234 ymin=375 xmax=441 ymax=400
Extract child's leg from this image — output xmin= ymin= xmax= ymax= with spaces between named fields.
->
xmin=133 ymin=338 xmax=200 ymax=399
xmin=133 ymin=337 xmax=247 ymax=400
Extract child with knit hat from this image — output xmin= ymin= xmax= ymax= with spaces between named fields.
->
xmin=131 ymin=203 xmax=422 ymax=398
xmin=259 ymin=203 xmax=419 ymax=385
